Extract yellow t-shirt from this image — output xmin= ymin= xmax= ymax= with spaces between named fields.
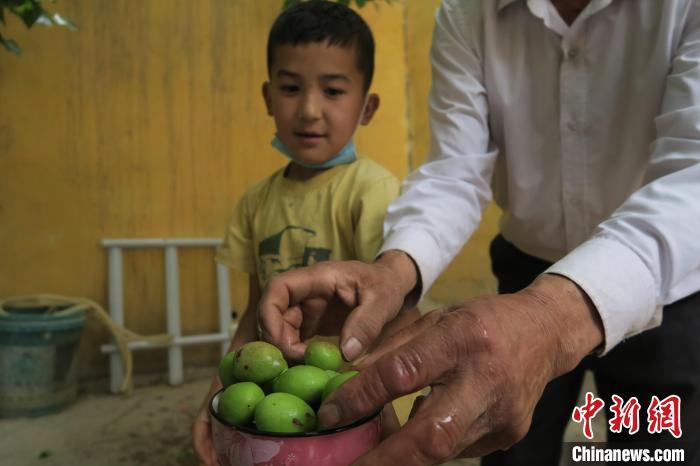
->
xmin=216 ymin=157 xmax=400 ymax=288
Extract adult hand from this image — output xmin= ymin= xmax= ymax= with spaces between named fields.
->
xmin=318 ymin=274 xmax=604 ymax=465
xmin=258 ymin=251 xmax=418 ymax=361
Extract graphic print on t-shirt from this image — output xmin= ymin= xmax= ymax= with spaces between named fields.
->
xmin=258 ymin=225 xmax=332 ymax=283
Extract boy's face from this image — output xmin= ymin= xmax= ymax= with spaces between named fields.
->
xmin=263 ymin=41 xmax=379 ymax=166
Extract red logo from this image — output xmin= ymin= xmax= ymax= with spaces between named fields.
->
xmin=572 ymin=393 xmax=683 ymax=439
xmin=647 ymin=395 xmax=682 ymax=438
xmin=572 ymin=391 xmax=605 ymax=439
xmin=608 ymin=394 xmax=641 ymax=435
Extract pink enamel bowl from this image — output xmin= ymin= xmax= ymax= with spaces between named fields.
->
xmin=209 ymin=389 xmax=381 ymax=466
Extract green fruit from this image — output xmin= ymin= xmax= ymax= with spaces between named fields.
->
xmin=254 ymin=393 xmax=316 ymax=433
xmin=232 ymin=341 xmax=288 ymax=384
xmin=273 ymin=365 xmax=329 ymax=405
xmin=325 ymin=369 xmax=340 ymax=380
xmin=304 ymin=341 xmax=343 ymax=371
xmin=322 ymin=370 xmax=359 ymax=400
xmin=218 ymin=382 xmax=265 ymax=426
xmin=218 ymin=351 xmax=237 ymax=388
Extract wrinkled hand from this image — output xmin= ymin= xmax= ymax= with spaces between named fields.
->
xmin=317 ymin=275 xmax=603 ymax=465
xmin=258 ymin=252 xmax=417 ymax=362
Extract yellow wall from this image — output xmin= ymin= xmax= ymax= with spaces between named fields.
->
xmin=1 ymin=0 xmax=497 ymax=378
xmin=406 ymin=0 xmax=500 ymax=304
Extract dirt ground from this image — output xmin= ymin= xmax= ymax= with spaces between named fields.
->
xmin=0 ymin=365 xmax=603 ymax=466
xmin=0 ymin=373 xmax=207 ymax=466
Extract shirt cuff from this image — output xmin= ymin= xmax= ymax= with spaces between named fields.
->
xmin=545 ymin=235 xmax=662 ymax=354
xmin=379 ymin=228 xmax=446 ymax=300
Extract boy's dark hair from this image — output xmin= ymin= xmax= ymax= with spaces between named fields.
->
xmin=267 ymin=1 xmax=375 ymax=93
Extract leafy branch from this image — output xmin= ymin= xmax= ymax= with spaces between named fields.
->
xmin=1 ymin=0 xmax=77 ymax=55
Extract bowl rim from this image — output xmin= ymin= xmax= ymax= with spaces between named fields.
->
xmin=209 ymin=388 xmax=381 ymax=438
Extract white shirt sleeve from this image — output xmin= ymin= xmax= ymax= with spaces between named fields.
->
xmin=380 ymin=1 xmax=498 ymax=295
xmin=547 ymin=4 xmax=700 ymax=353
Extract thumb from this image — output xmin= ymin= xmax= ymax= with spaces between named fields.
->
xmin=339 ymin=298 xmax=400 ymax=362
xmin=319 ymin=324 xmax=457 ymax=429
xmin=339 ymin=252 xmax=419 ymax=362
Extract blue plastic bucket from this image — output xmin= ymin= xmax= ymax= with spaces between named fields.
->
xmin=0 ymin=301 xmax=86 ymax=417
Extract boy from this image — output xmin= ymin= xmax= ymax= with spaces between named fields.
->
xmin=192 ymin=3 xmax=417 ymax=464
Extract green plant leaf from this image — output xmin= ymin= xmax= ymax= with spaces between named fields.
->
xmin=35 ymin=12 xmax=51 ymax=26
xmin=282 ymin=0 xmax=299 ymax=10
xmin=51 ymin=12 xmax=77 ymax=31
xmin=355 ymin=0 xmax=368 ymax=6
xmin=0 ymin=31 xmax=21 ymax=54
xmin=2 ymin=0 xmax=30 ymax=7
xmin=1 ymin=0 xmax=76 ymax=55
xmin=10 ymin=0 xmax=44 ymax=28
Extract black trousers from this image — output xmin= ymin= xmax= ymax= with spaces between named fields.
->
xmin=481 ymin=235 xmax=700 ymax=466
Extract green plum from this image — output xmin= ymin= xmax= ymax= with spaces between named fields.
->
xmin=322 ymin=370 xmax=359 ymax=400
xmin=272 ymin=365 xmax=329 ymax=405
xmin=232 ymin=341 xmax=287 ymax=384
xmin=217 ymin=351 xmax=237 ymax=388
xmin=218 ymin=382 xmax=265 ymax=426
xmin=254 ymin=393 xmax=316 ymax=433
xmin=304 ymin=341 xmax=343 ymax=371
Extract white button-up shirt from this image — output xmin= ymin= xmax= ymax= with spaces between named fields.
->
xmin=380 ymin=0 xmax=700 ymax=353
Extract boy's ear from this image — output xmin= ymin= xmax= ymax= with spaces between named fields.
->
xmin=262 ymin=82 xmax=273 ymax=116
xmin=359 ymin=93 xmax=380 ymax=126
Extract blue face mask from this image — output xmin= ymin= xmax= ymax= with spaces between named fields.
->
xmin=271 ymin=135 xmax=357 ymax=169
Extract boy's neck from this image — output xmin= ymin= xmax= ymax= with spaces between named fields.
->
xmin=286 ymin=162 xmax=330 ymax=181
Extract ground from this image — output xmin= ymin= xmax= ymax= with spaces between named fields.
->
xmin=0 ymin=373 xmax=206 ymax=466
xmin=0 ymin=366 xmax=604 ymax=466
